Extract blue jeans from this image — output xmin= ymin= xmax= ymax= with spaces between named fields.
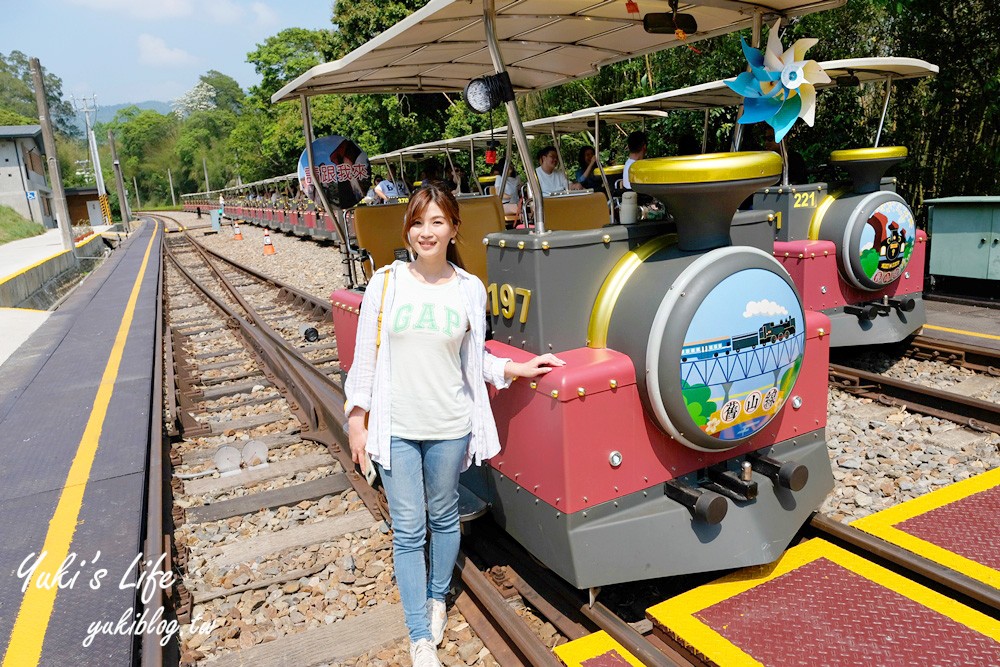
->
xmin=378 ymin=434 xmax=469 ymax=642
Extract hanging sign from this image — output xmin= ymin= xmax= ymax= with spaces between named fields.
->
xmin=297 ymin=136 xmax=371 ymax=210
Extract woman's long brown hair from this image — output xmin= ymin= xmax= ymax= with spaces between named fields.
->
xmin=402 ymin=181 xmax=465 ymax=269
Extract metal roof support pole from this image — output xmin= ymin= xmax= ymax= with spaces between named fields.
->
xmin=551 ymin=124 xmax=567 ymax=179
xmin=469 ymin=140 xmax=484 ymax=194
xmin=397 ymin=155 xmax=410 ymax=196
xmin=592 ymin=113 xmax=614 ymax=220
xmin=444 ymin=148 xmax=458 ymax=189
xmin=702 ymin=109 xmax=710 ymax=153
xmin=500 ymin=125 xmax=514 ymax=187
xmin=874 ymin=76 xmax=893 ymax=148
xmin=483 ymin=0 xmax=546 ymax=232
xmin=300 ymin=94 xmax=355 ymax=288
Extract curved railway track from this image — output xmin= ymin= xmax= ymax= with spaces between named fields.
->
xmin=150 ymin=212 xmax=1000 ymax=666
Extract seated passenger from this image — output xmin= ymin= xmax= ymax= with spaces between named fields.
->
xmin=375 ymin=173 xmax=400 ymax=203
xmin=575 ymin=146 xmax=604 ymax=191
xmin=622 ymin=131 xmax=648 ymax=191
xmin=534 ymin=145 xmax=570 ymax=195
xmin=491 ymin=161 xmax=522 ymax=217
xmin=763 ymin=125 xmax=808 ymax=184
xmin=449 ymin=166 xmax=471 ymax=195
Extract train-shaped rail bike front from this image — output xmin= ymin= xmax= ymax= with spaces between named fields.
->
xmin=333 ymin=152 xmax=834 ymax=589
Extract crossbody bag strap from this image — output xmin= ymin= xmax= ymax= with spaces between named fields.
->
xmin=375 ymin=268 xmax=390 ymax=351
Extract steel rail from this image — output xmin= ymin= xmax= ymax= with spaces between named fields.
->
xmin=162 ymin=228 xmax=590 ymax=665
xmin=141 ymin=238 xmax=168 ymax=667
xmin=828 ymin=363 xmax=1000 ymax=433
xmin=162 ymin=239 xmax=388 ymax=521
xmin=474 ymin=527 xmax=682 ymax=667
xmin=809 ymin=513 xmax=1000 ymax=613
xmin=907 ymin=335 xmax=1000 ymax=376
xmin=455 ymin=553 xmax=562 ymax=667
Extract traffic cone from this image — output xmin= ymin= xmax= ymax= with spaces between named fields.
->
xmin=263 ymin=230 xmax=276 ymax=255
xmin=233 ymin=221 xmax=243 ymax=240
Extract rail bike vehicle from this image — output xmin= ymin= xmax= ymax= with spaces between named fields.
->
xmin=581 ymin=55 xmax=938 ymax=347
xmin=269 ymin=0 xmax=847 ymax=589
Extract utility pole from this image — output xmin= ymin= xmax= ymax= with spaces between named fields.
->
xmin=71 ymin=94 xmax=110 ymax=224
xmin=30 ymin=57 xmax=75 ymax=254
xmin=202 ymin=156 xmax=211 ymax=193
xmin=108 ymin=130 xmax=131 ymax=230
xmin=133 ymin=175 xmax=141 ymax=209
xmin=167 ymin=168 xmax=177 ymax=206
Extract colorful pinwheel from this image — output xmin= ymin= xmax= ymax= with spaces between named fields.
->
xmin=725 ymin=21 xmax=830 ymax=141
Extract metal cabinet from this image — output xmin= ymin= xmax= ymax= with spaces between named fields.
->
xmin=926 ymin=196 xmax=1000 ymax=280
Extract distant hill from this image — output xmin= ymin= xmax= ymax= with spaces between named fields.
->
xmin=72 ymin=100 xmax=173 ymax=131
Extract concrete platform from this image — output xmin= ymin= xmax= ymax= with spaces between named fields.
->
xmin=922 ymin=299 xmax=1000 ymax=352
xmin=0 ymin=219 xmax=161 ymax=665
xmin=0 ymin=307 xmax=50 ymax=368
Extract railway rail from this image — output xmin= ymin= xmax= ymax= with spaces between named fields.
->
xmin=152 ymin=214 xmax=999 ymax=666
xmin=829 ymin=332 xmax=1000 ymax=434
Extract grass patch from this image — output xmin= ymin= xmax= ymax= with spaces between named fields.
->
xmin=0 ymin=205 xmax=46 ymax=245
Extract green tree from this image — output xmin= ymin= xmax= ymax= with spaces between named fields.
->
xmin=200 ymin=70 xmax=245 ymax=114
xmin=0 ymin=50 xmax=78 ymax=137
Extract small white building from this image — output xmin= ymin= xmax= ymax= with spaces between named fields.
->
xmin=0 ymin=125 xmax=54 ymax=227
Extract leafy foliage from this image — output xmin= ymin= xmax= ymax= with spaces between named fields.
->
xmin=0 ymin=50 xmax=78 ymax=137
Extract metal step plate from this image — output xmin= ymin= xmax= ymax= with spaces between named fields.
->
xmin=553 ymin=631 xmax=644 ymax=667
xmin=853 ymin=466 xmax=1000 ymax=590
xmin=646 ymin=539 xmax=1000 ymax=666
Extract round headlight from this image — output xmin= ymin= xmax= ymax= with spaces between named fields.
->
xmin=464 ymin=78 xmax=495 ymax=114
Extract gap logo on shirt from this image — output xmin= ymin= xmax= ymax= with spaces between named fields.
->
xmin=392 ymin=303 xmax=462 ymax=337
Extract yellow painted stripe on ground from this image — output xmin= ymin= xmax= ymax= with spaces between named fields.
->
xmin=0 ymin=306 xmax=48 ymax=313
xmin=1 ymin=222 xmax=158 ymax=667
xmin=923 ymin=323 xmax=1000 ymax=342
xmin=552 ymin=630 xmax=646 ymax=666
xmin=647 ymin=539 xmax=1000 ymax=667
xmin=852 ymin=466 xmax=1000 ymax=589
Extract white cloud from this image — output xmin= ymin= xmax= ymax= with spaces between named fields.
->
xmin=250 ymin=2 xmax=279 ymax=28
xmin=206 ymin=0 xmax=245 ymax=24
xmin=137 ymin=34 xmax=198 ymax=67
xmin=68 ymin=0 xmax=194 ymax=20
xmin=743 ymin=299 xmax=789 ymax=318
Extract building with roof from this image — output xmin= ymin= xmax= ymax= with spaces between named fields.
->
xmin=0 ymin=125 xmax=54 ymax=227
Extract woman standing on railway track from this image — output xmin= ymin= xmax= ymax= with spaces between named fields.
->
xmin=344 ymin=182 xmax=563 ymax=666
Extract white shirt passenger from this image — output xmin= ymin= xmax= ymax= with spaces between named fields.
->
xmin=375 ymin=179 xmax=399 ymax=200
xmin=494 ymin=174 xmax=521 ymax=203
xmin=623 ymin=157 xmax=638 ymax=190
xmin=535 ymin=166 xmax=569 ymax=195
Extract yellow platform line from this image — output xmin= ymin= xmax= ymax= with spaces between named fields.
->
xmin=852 ymin=466 xmax=1000 ymax=589
xmin=647 ymin=539 xmax=1000 ymax=667
xmin=1 ymin=221 xmax=158 ymax=667
xmin=923 ymin=323 xmax=1000 ymax=342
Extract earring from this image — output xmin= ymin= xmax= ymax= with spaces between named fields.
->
xmin=450 ymin=238 xmax=456 ymax=244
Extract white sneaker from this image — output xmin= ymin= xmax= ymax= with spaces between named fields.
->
xmin=409 ymin=638 xmax=442 ymax=667
xmin=426 ymin=598 xmax=447 ymax=646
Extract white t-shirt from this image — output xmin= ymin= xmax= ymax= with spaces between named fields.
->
xmin=375 ymin=179 xmax=399 ymax=200
xmin=535 ymin=166 xmax=569 ymax=195
xmin=388 ymin=268 xmax=471 ymax=439
xmin=494 ymin=174 xmax=521 ymax=202
xmin=623 ymin=157 xmax=637 ymax=189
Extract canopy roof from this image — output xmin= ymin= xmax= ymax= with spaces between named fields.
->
xmin=273 ymin=0 xmax=845 ymax=102
xmin=578 ymin=57 xmax=938 ymax=114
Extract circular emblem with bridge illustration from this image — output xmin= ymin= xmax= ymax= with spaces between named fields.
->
xmin=679 ymin=268 xmax=805 ymax=444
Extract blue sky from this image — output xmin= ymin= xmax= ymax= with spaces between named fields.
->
xmin=5 ymin=0 xmax=333 ymax=105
